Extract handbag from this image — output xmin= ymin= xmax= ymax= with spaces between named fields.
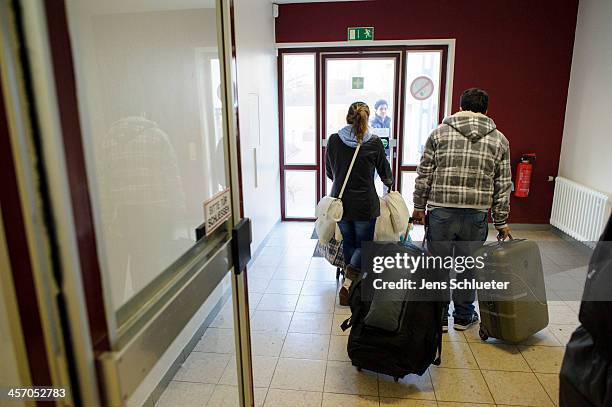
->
xmin=316 ymin=236 xmax=345 ymax=269
xmin=314 ymin=143 xmax=361 ymax=244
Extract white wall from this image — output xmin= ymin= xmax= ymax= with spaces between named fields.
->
xmin=234 ymin=0 xmax=281 ymax=250
xmin=559 ymin=0 xmax=612 ymax=196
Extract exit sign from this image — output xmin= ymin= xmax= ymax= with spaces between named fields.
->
xmin=348 ymin=27 xmax=374 ymax=41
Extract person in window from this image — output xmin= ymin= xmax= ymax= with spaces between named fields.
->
xmin=371 ymin=99 xmax=392 ymax=129
xmin=326 ymin=101 xmax=393 ymax=305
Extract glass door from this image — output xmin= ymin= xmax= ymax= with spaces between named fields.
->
xmin=322 ymin=53 xmax=401 ymax=197
xmin=3 ymin=0 xmax=254 ymax=405
xmin=278 ymin=46 xmax=449 ymax=219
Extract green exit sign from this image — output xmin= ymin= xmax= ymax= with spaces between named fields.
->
xmin=348 ymin=27 xmax=374 ymax=41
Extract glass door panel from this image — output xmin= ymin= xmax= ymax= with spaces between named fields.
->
xmin=284 ymin=170 xmax=317 ymax=218
xmin=63 ymin=1 xmax=252 ymax=405
xmin=280 ymin=52 xmax=318 ymax=219
xmin=324 ymin=56 xmax=398 ymax=196
xmin=402 ymin=51 xmax=442 ymax=166
xmin=283 ymin=54 xmax=316 ymax=165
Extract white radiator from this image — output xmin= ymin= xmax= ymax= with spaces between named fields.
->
xmin=550 ymin=176 xmax=610 ymax=245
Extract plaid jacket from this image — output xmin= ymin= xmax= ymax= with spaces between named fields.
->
xmin=413 ymin=111 xmax=512 ymax=229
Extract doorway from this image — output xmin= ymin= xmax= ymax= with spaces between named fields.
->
xmin=279 ymin=46 xmax=450 ymax=220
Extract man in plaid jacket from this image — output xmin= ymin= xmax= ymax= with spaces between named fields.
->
xmin=412 ymin=88 xmax=512 ymax=331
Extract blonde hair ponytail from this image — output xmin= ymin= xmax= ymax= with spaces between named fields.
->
xmin=346 ymin=102 xmax=370 ymax=144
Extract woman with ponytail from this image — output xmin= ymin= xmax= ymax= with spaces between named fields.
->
xmin=326 ymin=101 xmax=393 ymax=305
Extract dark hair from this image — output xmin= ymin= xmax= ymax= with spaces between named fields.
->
xmin=346 ymin=101 xmax=370 ymax=143
xmin=460 ymin=88 xmax=489 ymax=114
xmin=374 ymin=99 xmax=388 ymax=110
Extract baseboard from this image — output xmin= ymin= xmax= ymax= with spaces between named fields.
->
xmin=248 ymin=218 xmax=282 ymax=267
xmin=488 ymin=223 xmax=552 ymax=231
xmin=142 ymin=289 xmax=232 ymax=407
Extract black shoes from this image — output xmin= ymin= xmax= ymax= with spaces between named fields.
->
xmin=453 ymin=313 xmax=479 ymax=331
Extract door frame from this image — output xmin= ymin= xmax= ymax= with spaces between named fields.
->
xmin=277 ymin=42 xmax=454 ymax=220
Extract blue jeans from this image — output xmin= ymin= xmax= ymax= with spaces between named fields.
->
xmin=426 ymin=208 xmax=488 ymax=319
xmin=338 ymin=219 xmax=377 ymax=269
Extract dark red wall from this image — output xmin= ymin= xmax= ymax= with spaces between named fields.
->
xmin=276 ymin=0 xmax=579 ymax=224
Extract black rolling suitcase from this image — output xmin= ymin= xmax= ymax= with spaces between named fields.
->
xmin=340 ymin=241 xmax=447 ymax=380
xmin=474 ymin=237 xmax=549 ymax=343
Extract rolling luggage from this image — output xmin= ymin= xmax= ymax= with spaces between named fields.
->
xmin=474 ymin=237 xmax=548 ymax=343
xmin=341 ymin=241 xmax=447 ymax=380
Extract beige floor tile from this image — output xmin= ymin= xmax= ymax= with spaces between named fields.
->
xmin=155 ymin=381 xmax=215 ymax=407
xmin=253 ymin=255 xmax=282 ymax=268
xmin=436 ymin=403 xmax=494 ymax=407
xmin=301 ymin=281 xmax=338 ymax=296
xmin=469 ymin=342 xmax=531 ymax=372
xmin=518 ymin=345 xmax=565 ymax=374
xmin=536 ymin=373 xmax=560 ymax=406
xmin=327 ymin=335 xmax=350 ymax=361
xmin=219 ymin=356 xmax=277 ymax=387
xmin=256 ymin=294 xmax=298 ymax=312
xmin=378 ymin=370 xmax=435 ymax=400
xmin=249 ymin=267 xmax=276 ymax=280
xmin=289 ymin=312 xmax=333 ymax=334
xmin=482 ymin=370 xmax=554 ymax=406
xmin=322 ymin=393 xmax=379 ymax=406
xmin=250 ymin=310 xmax=293 ymax=333
xmin=441 ymin=328 xmax=466 ymax=342
xmin=430 ymin=367 xmax=493 ymax=404
xmin=250 ymin=331 xmax=285 ymax=357
xmin=248 ymin=277 xmax=271 ymax=293
xmin=263 ymin=389 xmax=322 ymax=407
xmin=295 ymin=295 xmax=335 ymax=313
xmin=324 ymin=361 xmax=378 ymax=396
xmin=306 ymin=267 xmax=338 ymax=282
xmin=334 ymin=304 xmax=352 ymax=315
xmin=332 ymin=314 xmax=351 ymax=335
xmin=265 ymin=279 xmax=304 ymax=295
xmin=206 ymin=385 xmax=267 ymax=407
xmin=548 ymin=324 xmax=576 ymax=345
xmin=517 ymin=327 xmax=564 ymax=347
xmin=274 ymin=266 xmax=309 ymax=281
xmin=547 ymin=304 xmax=580 ymax=326
xmin=270 ymin=358 xmax=326 ymax=391
xmin=281 ymin=332 xmax=330 ymax=360
xmin=194 ymin=328 xmax=236 ymax=354
xmin=433 ymin=341 xmax=479 ymax=369
xmin=379 ymin=398 xmax=437 ymax=406
xmin=249 ymin=292 xmax=263 ymax=310
xmin=174 ymin=352 xmax=231 ymax=384
xmin=210 ymin=307 xmax=235 ymax=329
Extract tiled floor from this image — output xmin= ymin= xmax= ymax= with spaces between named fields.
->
xmin=157 ymin=222 xmax=587 ymax=407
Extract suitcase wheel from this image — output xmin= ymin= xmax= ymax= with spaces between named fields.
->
xmin=478 ymin=325 xmax=489 ymax=341
xmin=356 ymin=366 xmax=362 ymax=372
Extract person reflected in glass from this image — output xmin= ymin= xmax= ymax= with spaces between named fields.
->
xmin=371 ymin=99 xmax=393 ymax=192
xmin=371 ymin=99 xmax=392 ymax=130
xmin=326 ymin=101 xmax=393 ymax=306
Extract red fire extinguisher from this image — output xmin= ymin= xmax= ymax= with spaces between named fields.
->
xmin=514 ymin=153 xmax=536 ymax=197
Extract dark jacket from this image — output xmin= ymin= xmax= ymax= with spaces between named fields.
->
xmin=325 ymin=133 xmax=393 ymax=221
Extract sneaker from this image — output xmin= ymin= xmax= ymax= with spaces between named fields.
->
xmin=453 ymin=313 xmax=479 ymax=331
xmin=442 ymin=316 xmax=449 ymax=333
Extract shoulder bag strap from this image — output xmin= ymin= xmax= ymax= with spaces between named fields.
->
xmin=337 ymin=143 xmax=361 ymax=199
